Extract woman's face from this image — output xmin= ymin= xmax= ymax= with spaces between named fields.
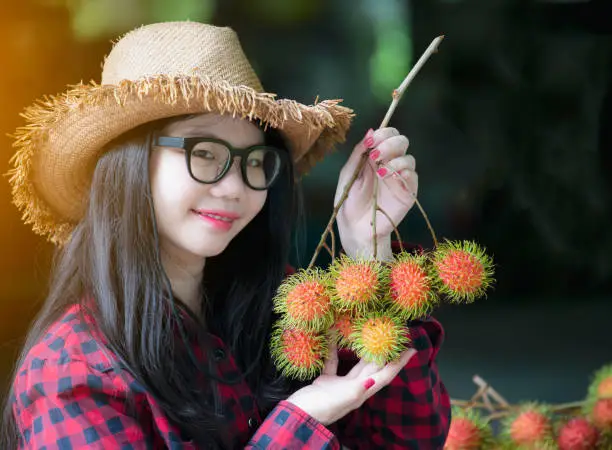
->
xmin=149 ymin=114 xmax=268 ymax=263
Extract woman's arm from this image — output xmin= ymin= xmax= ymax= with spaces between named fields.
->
xmin=12 ymin=356 xmax=341 ymax=450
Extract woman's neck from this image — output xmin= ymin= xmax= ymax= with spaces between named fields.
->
xmin=160 ymin=243 xmax=205 ymax=317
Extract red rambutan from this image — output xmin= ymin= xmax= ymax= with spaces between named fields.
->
xmin=430 ymin=240 xmax=494 ymax=303
xmin=557 ymin=417 xmax=599 ymax=450
xmin=273 ymin=268 xmax=334 ymax=332
xmin=592 ymin=399 xmax=612 ymax=430
xmin=331 ymin=311 xmax=358 ymax=349
xmin=503 ymin=404 xmax=554 ymax=449
xmin=444 ymin=407 xmax=492 ymax=450
xmin=386 ymin=252 xmax=438 ymax=320
xmin=270 ymin=323 xmax=328 ymax=381
xmin=329 ymin=255 xmax=384 ymax=314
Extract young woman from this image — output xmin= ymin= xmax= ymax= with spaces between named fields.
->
xmin=2 ymin=21 xmax=450 ymax=449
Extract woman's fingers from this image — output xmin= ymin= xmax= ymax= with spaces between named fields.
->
xmin=369 ymin=134 xmax=409 ymax=167
xmin=345 ymin=358 xmax=383 ymax=380
xmin=361 ymin=349 xmax=417 ymax=397
xmin=322 ymin=339 xmax=339 ymax=376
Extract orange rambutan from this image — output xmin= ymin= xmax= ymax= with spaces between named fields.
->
xmin=329 ymin=255 xmax=384 ymax=314
xmin=270 ymin=322 xmax=328 ymax=381
xmin=350 ymin=311 xmax=410 ymax=366
xmin=430 ymin=240 xmax=494 ymax=303
xmin=444 ymin=407 xmax=492 ymax=450
xmin=502 ymin=404 xmax=554 ymax=449
xmin=386 ymin=252 xmax=438 ymax=320
xmin=557 ymin=417 xmax=599 ymax=450
xmin=273 ymin=268 xmax=334 ymax=332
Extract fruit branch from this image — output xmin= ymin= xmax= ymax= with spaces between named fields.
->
xmin=451 ymin=374 xmax=590 ymax=423
xmin=376 ymin=206 xmax=404 ymax=253
xmin=308 ymin=35 xmax=444 ymax=268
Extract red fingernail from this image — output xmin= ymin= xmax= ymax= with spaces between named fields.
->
xmin=369 ymin=149 xmax=380 ymax=160
xmin=364 ymin=378 xmax=375 ymax=390
xmin=377 ymin=167 xmax=387 ymax=177
xmin=364 ymin=129 xmax=374 ymax=148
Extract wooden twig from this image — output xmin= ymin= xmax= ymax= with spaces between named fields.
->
xmin=308 ymin=153 xmax=370 ymax=269
xmin=377 ymin=207 xmax=404 ymax=253
xmin=330 ymin=228 xmax=336 ymax=261
xmin=378 ymin=162 xmax=439 ymax=248
xmin=474 ymin=375 xmax=510 ymax=408
xmin=322 ymin=243 xmax=334 ymax=259
xmin=308 ymin=36 xmax=444 ymax=267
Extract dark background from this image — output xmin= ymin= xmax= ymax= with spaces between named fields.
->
xmin=1 ymin=0 xmax=610 ymax=411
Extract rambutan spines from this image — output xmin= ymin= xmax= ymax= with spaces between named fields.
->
xmin=350 ymin=311 xmax=411 ymax=366
xmin=556 ymin=417 xmax=599 ymax=450
xmin=270 ymin=323 xmax=328 ymax=381
xmin=430 ymin=240 xmax=495 ymax=304
xmin=329 ymin=255 xmax=385 ymax=314
xmin=502 ymin=404 xmax=555 ymax=449
xmin=386 ymin=252 xmax=438 ymax=321
xmin=445 ymin=407 xmax=493 ymax=450
xmin=273 ymin=268 xmax=334 ymax=332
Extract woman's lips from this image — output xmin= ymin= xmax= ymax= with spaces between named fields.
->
xmin=192 ymin=209 xmax=238 ymax=231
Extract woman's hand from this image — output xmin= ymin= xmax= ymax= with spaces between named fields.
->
xmin=285 ymin=341 xmax=417 ymax=426
xmin=334 ymin=128 xmax=418 ymax=260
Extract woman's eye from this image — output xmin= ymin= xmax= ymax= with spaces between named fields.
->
xmin=193 ymin=150 xmax=216 ymax=160
xmin=247 ymin=158 xmax=263 ymax=168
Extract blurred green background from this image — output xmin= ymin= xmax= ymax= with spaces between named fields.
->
xmin=1 ymin=0 xmax=611 ymax=411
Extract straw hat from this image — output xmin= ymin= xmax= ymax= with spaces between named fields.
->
xmin=8 ymin=21 xmax=354 ymax=244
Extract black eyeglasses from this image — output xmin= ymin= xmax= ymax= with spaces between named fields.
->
xmin=154 ymin=135 xmax=286 ymax=190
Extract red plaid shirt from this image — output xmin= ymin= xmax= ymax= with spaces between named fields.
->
xmin=11 ymin=304 xmax=450 ymax=450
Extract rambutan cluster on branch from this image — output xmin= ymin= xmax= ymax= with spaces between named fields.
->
xmin=447 ymin=366 xmax=612 ymax=449
xmin=270 ymin=240 xmax=494 ymax=380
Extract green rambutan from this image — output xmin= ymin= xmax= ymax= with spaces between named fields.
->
xmin=329 ymin=255 xmax=384 ymax=314
xmin=350 ymin=311 xmax=411 ymax=366
xmin=273 ymin=268 xmax=334 ymax=332
xmin=444 ymin=407 xmax=493 ymax=450
xmin=270 ymin=322 xmax=328 ymax=381
xmin=430 ymin=240 xmax=494 ymax=303
xmin=556 ymin=417 xmax=599 ymax=450
xmin=502 ymin=404 xmax=555 ymax=449
xmin=386 ymin=252 xmax=438 ymax=320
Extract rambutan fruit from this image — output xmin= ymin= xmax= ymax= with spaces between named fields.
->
xmin=444 ymin=407 xmax=493 ymax=450
xmin=556 ymin=417 xmax=599 ymax=450
xmin=430 ymin=240 xmax=494 ymax=303
xmin=329 ymin=255 xmax=384 ymax=314
xmin=591 ymin=399 xmax=612 ymax=430
xmin=331 ymin=311 xmax=359 ymax=349
xmin=270 ymin=322 xmax=328 ymax=381
xmin=386 ymin=252 xmax=438 ymax=320
xmin=584 ymin=364 xmax=612 ymax=430
xmin=350 ymin=311 xmax=410 ymax=366
xmin=502 ymin=404 xmax=555 ymax=449
xmin=273 ymin=268 xmax=334 ymax=332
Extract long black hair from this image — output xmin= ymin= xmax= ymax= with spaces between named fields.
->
xmin=1 ymin=115 xmax=302 ymax=449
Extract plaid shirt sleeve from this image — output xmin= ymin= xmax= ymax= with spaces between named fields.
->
xmin=248 ymin=400 xmax=339 ymax=450
xmin=328 ymin=317 xmax=451 ymax=450
xmin=13 ymin=357 xmax=155 ymax=449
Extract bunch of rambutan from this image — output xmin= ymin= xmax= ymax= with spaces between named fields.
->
xmin=270 ymin=239 xmax=495 ymax=380
xmin=445 ymin=363 xmax=612 ymax=450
